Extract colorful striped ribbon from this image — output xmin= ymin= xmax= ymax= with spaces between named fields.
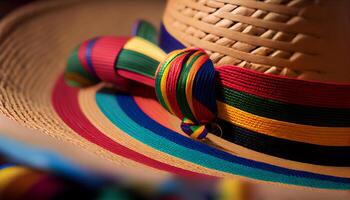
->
xmin=64 ymin=26 xmax=350 ymax=166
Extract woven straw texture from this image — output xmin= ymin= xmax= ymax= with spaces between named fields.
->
xmin=0 ymin=0 xmax=169 ymax=177
xmin=163 ymin=0 xmax=350 ymax=82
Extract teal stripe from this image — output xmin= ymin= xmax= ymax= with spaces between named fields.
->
xmin=95 ymin=90 xmax=348 ymax=189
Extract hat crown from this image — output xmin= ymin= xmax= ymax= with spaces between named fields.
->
xmin=162 ymin=0 xmax=350 ymax=82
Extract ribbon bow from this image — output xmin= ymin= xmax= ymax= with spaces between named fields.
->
xmin=65 ymin=36 xmax=217 ymax=140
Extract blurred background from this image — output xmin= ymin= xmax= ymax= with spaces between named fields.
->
xmin=0 ymin=0 xmax=34 ymax=18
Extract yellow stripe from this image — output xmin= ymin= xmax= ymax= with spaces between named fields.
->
xmin=217 ymin=179 xmax=246 ymax=200
xmin=64 ymin=72 xmax=94 ymax=86
xmin=160 ymin=58 xmax=174 ymax=114
xmin=0 ymin=166 xmax=29 ymax=192
xmin=191 ymin=125 xmax=205 ymax=139
xmin=217 ymin=101 xmax=350 ymax=146
xmin=158 ymin=50 xmax=186 ymax=115
xmin=185 ymin=51 xmax=205 ymax=119
xmin=124 ymin=37 xmax=166 ymax=62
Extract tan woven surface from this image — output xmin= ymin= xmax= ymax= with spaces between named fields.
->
xmin=0 ymin=115 xmax=166 ymax=182
xmin=0 ymin=0 xmax=168 ymax=177
xmin=163 ymin=0 xmax=350 ymax=82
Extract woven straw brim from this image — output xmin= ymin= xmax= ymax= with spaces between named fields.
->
xmin=0 ymin=0 xmax=349 ymax=191
xmin=0 ymin=0 xmax=169 ymax=178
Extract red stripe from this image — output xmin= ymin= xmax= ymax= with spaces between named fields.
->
xmin=216 ymin=65 xmax=350 ymax=108
xmin=118 ymin=69 xmax=155 ymax=87
xmin=91 ymin=36 xmax=129 ymax=85
xmin=52 ymin=76 xmax=209 ymax=178
xmin=166 ymin=54 xmax=187 ymax=119
xmin=77 ymin=41 xmax=94 ymax=76
xmin=22 ymin=175 xmax=63 ymax=200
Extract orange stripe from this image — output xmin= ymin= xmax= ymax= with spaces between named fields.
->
xmin=217 ymin=101 xmax=350 ymax=146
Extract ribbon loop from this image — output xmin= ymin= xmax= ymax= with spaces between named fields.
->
xmin=155 ymin=48 xmax=217 ymax=139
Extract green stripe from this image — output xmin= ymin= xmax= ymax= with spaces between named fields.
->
xmin=65 ymin=47 xmax=98 ymax=86
xmin=154 ymin=52 xmax=186 ymax=113
xmin=134 ymin=20 xmax=158 ymax=45
xmin=176 ymin=53 xmax=202 ymax=121
xmin=116 ymin=49 xmax=159 ymax=78
xmin=217 ymin=87 xmax=350 ymax=127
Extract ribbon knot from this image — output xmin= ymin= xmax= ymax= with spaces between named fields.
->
xmin=155 ymin=48 xmax=217 ymax=139
xmin=65 ymin=36 xmax=218 ymax=140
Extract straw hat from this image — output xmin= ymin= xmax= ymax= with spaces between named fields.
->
xmin=0 ymin=0 xmax=349 ymax=192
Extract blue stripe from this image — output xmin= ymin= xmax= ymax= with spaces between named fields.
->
xmin=193 ymin=60 xmax=217 ymax=113
xmin=95 ymin=89 xmax=350 ymax=189
xmin=0 ymin=136 xmax=104 ymax=187
xmin=159 ymin=23 xmax=185 ymax=53
xmin=0 ymin=163 xmax=15 ymax=170
xmin=86 ymin=38 xmax=100 ymax=79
